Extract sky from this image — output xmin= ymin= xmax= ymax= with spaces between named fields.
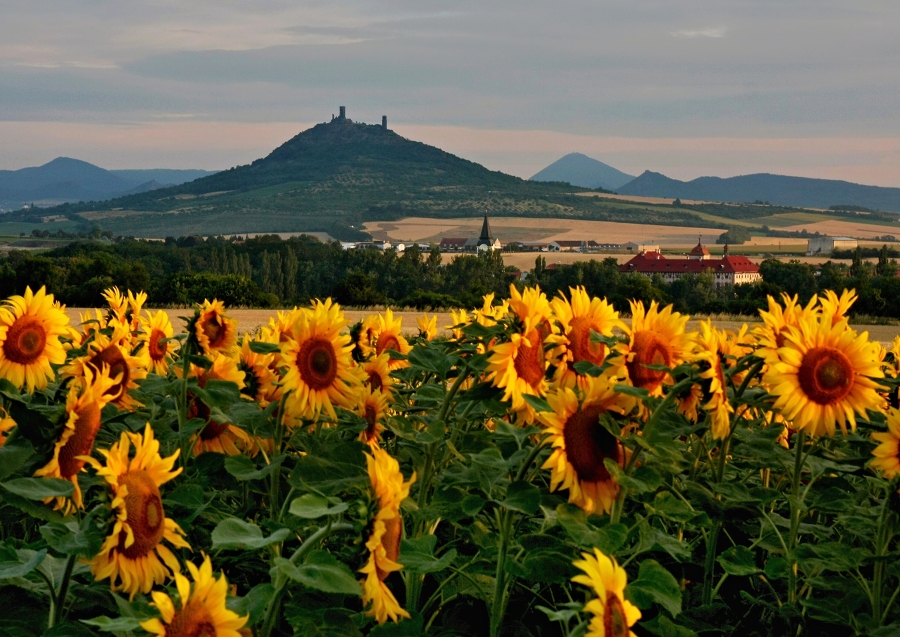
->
xmin=2 ymin=0 xmax=900 ymax=186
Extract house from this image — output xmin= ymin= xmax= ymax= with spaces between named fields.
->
xmin=807 ymin=236 xmax=858 ymax=256
xmin=623 ymin=242 xmax=660 ymax=252
xmin=354 ymin=240 xmax=392 ymax=251
xmin=620 ymin=241 xmax=761 ymax=287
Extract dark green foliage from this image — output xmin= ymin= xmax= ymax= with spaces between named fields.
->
xmin=716 ymin=227 xmax=752 ymax=244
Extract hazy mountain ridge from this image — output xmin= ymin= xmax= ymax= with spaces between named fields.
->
xmin=0 ymin=157 xmax=217 ymax=207
xmin=530 ymin=152 xmax=636 ymax=190
xmin=618 ymin=170 xmax=900 ymax=212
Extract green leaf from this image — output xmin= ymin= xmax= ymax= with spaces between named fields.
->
xmin=717 ymin=546 xmax=762 ymax=576
xmin=498 ymin=480 xmax=541 ymax=515
xmin=227 ymin=583 xmax=275 ymax=626
xmin=399 ymin=536 xmax=457 ymax=574
xmin=643 ymin=615 xmax=699 ymax=637
xmin=80 ymin=617 xmax=144 ymax=632
xmin=0 ymin=549 xmax=46 ymax=579
xmin=224 ymin=454 xmax=285 ymax=481
xmin=40 ymin=518 xmax=103 ymax=558
xmin=249 ymin=340 xmax=281 ymax=354
xmin=536 ymin=604 xmax=582 ymax=623
xmin=0 ymin=438 xmax=33 ymax=480
xmin=1 ymin=477 xmax=74 ymax=500
xmin=407 ymin=344 xmax=452 ymax=378
xmin=165 ymin=483 xmax=206 ymax=509
xmin=626 ymin=559 xmax=682 ymax=617
xmin=288 ymin=494 xmax=348 ymax=519
xmin=211 ymin=518 xmax=290 ymax=551
xmin=273 ymin=551 xmax=361 ymax=595
xmin=194 ymin=379 xmax=243 ymax=410
xmin=368 ymin=614 xmax=425 ymax=636
xmin=523 ymin=394 xmax=552 ymax=414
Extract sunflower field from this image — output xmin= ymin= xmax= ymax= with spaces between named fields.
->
xmin=1 ymin=284 xmax=900 ymax=636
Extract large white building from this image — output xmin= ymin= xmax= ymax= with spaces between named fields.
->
xmin=807 ymin=236 xmax=858 ymax=256
xmin=620 ymin=242 xmax=762 ymax=288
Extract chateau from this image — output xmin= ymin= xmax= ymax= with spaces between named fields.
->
xmin=620 ymin=241 xmax=761 ymax=287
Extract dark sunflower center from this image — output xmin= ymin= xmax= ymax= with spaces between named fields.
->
xmin=200 ymin=314 xmax=225 ymax=349
xmin=626 ymin=330 xmax=672 ymax=391
xmin=297 ymin=338 xmax=338 ymax=390
xmin=239 ymin=362 xmax=261 ymax=400
xmin=88 ymin=345 xmax=129 ymax=400
xmin=367 ymin=370 xmax=384 ymax=391
xmin=364 ymin=404 xmax=378 ymax=438
xmin=58 ymin=400 xmax=102 ymax=479
xmin=376 ymin=514 xmax=403 ymax=581
xmin=513 ymin=329 xmax=545 ymax=388
xmin=604 ymin=591 xmax=629 ymax=637
xmin=118 ymin=469 xmax=165 ymax=559
xmin=377 ymin=334 xmax=401 ymax=355
xmin=200 ymin=420 xmax=230 ymax=441
xmin=165 ymin=599 xmax=217 ymax=637
xmin=148 ymin=328 xmax=168 ymax=360
xmin=798 ymin=346 xmax=854 ymax=405
xmin=3 ymin=315 xmax=47 ymax=365
xmin=569 ymin=317 xmax=606 ymax=367
xmin=562 ymin=404 xmax=621 ymax=483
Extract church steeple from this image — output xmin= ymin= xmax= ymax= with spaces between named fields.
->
xmin=479 ymin=214 xmax=493 ymax=242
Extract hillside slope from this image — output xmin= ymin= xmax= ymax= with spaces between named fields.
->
xmin=618 ymin=170 xmax=900 ymax=212
xmin=530 ymin=153 xmax=635 ymax=190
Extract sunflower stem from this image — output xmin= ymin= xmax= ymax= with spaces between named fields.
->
xmin=49 ymin=552 xmax=77 ymax=628
xmin=787 ymin=430 xmax=806 ymax=605
xmin=269 ymin=394 xmax=288 ymax=526
xmin=259 ymin=522 xmax=355 ymax=637
xmin=701 ymin=521 xmax=722 ymax=606
xmin=490 ymin=509 xmax=513 ymax=637
xmin=873 ymin=489 xmax=894 ymax=624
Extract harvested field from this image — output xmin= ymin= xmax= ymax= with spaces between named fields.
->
xmin=364 ymin=216 xmax=725 ymax=246
xmin=780 ymin=219 xmax=900 ymax=239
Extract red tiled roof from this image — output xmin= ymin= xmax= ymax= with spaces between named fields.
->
xmin=690 ymin=243 xmax=711 ymax=256
xmin=620 ymin=251 xmax=759 ymax=274
xmin=439 ymin=238 xmax=467 ymax=246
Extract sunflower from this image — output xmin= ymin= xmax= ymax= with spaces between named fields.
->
xmin=572 ymin=548 xmax=641 ymax=637
xmin=617 ymin=300 xmax=694 ymax=396
xmin=446 ymin=308 xmax=470 ymax=340
xmin=693 ymin=320 xmax=734 ymax=440
xmin=764 ymin=313 xmax=884 ymax=436
xmin=141 ymin=554 xmax=248 ymax=637
xmin=675 ymin=383 xmax=703 ymax=423
xmin=754 ymin=293 xmax=816 ymax=363
xmin=549 ymin=287 xmax=623 ymax=390
xmin=87 ymin=424 xmax=190 ymax=599
xmin=191 ymin=299 xmax=237 ymax=356
xmin=0 ymin=286 xmax=70 ymax=392
xmin=871 ymin=408 xmax=900 ymax=479
xmin=34 ymin=366 xmax=118 ymax=513
xmin=360 ymin=445 xmax=415 ymax=624
xmin=416 ymin=313 xmax=438 ymax=341
xmin=885 ymin=336 xmax=900 ymax=379
xmin=474 ymin=292 xmax=509 ymax=327
xmin=362 ymin=353 xmax=394 ymax=396
xmin=507 ymin=285 xmax=552 ymax=335
xmin=238 ymin=333 xmax=281 ymax=406
xmin=487 ymin=327 xmax=549 ymax=423
xmin=537 ymin=377 xmax=632 ymax=514
xmin=280 ymin=298 xmax=362 ymax=421
xmin=261 ymin=308 xmax=307 ymax=344
xmin=0 ymin=406 xmax=16 ymax=448
xmin=818 ymin=288 xmax=857 ymax=326
xmin=187 ymin=353 xmax=253 ymax=457
xmin=138 ymin=310 xmax=177 ymax=376
xmin=64 ymin=324 xmax=147 ymax=409
xmin=357 ymin=386 xmax=390 ymax=444
xmin=372 ymin=309 xmax=412 ymax=370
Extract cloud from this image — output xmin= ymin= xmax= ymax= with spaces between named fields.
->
xmin=671 ymin=27 xmax=728 ymax=38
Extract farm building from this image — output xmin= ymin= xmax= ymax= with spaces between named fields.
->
xmin=620 ymin=242 xmax=761 ymax=288
xmin=438 ymin=215 xmax=501 ymax=252
xmin=806 ymin=236 xmax=858 ymax=256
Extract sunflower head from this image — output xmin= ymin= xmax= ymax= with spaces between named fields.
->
xmin=446 ymin=309 xmax=471 ymax=340
xmin=537 ymin=376 xmax=633 ymax=514
xmin=357 ymin=386 xmax=390 ymax=444
xmin=764 ymin=313 xmax=884 ymax=436
xmin=508 ymin=285 xmax=552 ymax=334
xmin=280 ymin=298 xmax=362 ymax=421
xmin=138 ymin=309 xmax=177 ymax=376
xmin=871 ymin=408 xmax=900 ymax=479
xmin=87 ymin=424 xmax=190 ymax=599
xmin=360 ymin=445 xmax=416 ymax=624
xmin=819 ymin=288 xmax=857 ymax=326
xmin=190 ymin=299 xmax=237 ymax=356
xmin=34 ymin=365 xmax=119 ymax=513
xmin=238 ymin=333 xmax=281 ymax=405
xmin=416 ymin=313 xmax=438 ymax=341
xmin=486 ymin=326 xmax=550 ymax=423
xmin=64 ymin=325 xmax=147 ymax=409
xmin=141 ymin=554 xmax=248 ymax=637
xmin=0 ymin=286 xmax=70 ymax=392
xmin=693 ymin=320 xmax=734 ymax=440
xmin=572 ymin=548 xmax=641 ymax=637
xmin=0 ymin=406 xmax=14 ymax=448
xmin=617 ymin=300 xmax=693 ymax=396
xmin=373 ymin=309 xmax=412 ymax=369
xmin=362 ymin=352 xmax=394 ymax=396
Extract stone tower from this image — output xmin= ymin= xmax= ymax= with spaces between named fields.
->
xmin=339 ymin=106 xmax=346 ymax=119
xmin=382 ymin=115 xmax=387 ymax=130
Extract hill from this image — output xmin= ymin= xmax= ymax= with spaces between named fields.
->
xmin=530 ymin=152 xmax=635 ymax=190
xmin=0 ymin=158 xmax=217 ymax=210
xmin=618 ymin=170 xmax=900 ymax=212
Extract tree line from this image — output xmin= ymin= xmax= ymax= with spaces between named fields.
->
xmin=2 ymin=235 xmax=900 ymax=318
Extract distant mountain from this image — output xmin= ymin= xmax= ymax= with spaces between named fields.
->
xmin=0 ymin=158 xmax=217 ymax=208
xmin=618 ymin=170 xmax=900 ymax=212
xmin=530 ymin=153 xmax=635 ymax=190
